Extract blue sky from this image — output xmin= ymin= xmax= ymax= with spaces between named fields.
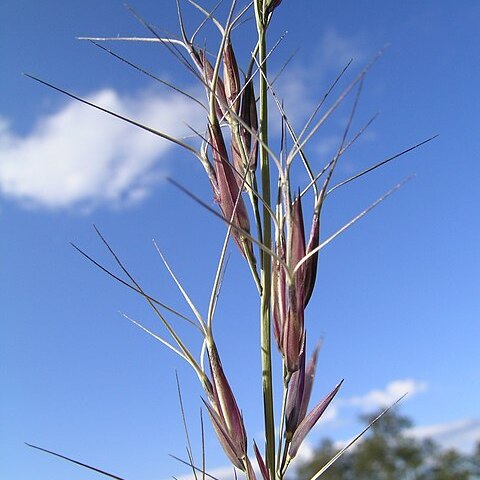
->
xmin=2 ymin=1 xmax=480 ymax=479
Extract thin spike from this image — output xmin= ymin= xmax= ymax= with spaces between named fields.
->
xmin=327 ymin=135 xmax=438 ymax=195
xmin=77 ymin=35 xmax=184 ymax=46
xmin=298 ymin=59 xmax=353 ymax=141
xmin=291 ymin=48 xmax=386 ymax=160
xmin=167 ymin=177 xmax=286 ymax=269
xmin=122 ymin=313 xmax=188 ymax=361
xmin=176 ymin=373 xmax=198 ymax=480
xmin=24 ymin=74 xmax=200 ymax=157
xmin=211 ymin=253 xmax=231 ymax=317
xmin=257 ymin=62 xmax=319 ymax=201
xmin=200 ymin=408 xmax=206 ymax=480
xmin=25 ymin=444 xmax=127 ymax=480
xmin=175 ymin=0 xmax=190 ymax=45
xmin=186 ymin=446 xmax=199 ymax=480
xmin=93 ymin=225 xmax=141 ymax=291
xmin=70 ymin=243 xmax=198 ymax=329
xmin=308 ymin=394 xmax=408 ymax=480
xmin=187 ymin=0 xmax=225 ymax=34
xmin=299 ymin=113 xmax=379 ymax=200
xmin=89 ymin=40 xmax=206 ymax=110
xmin=153 ymin=240 xmax=206 ymax=330
xmin=254 ymin=441 xmax=270 ymax=480
xmin=190 ymin=1 xmax=225 ymax=43
xmin=269 ymin=47 xmax=299 ymax=89
xmin=125 ymin=5 xmax=200 ymax=80
xmin=89 ymin=230 xmax=206 ymax=383
xmin=169 ymin=454 xmax=222 ymax=480
xmin=208 ymin=220 xmax=235 ymax=327
xmin=315 ymin=77 xmax=365 ymax=208
xmin=295 ymin=176 xmax=414 ymax=274
xmin=289 ymin=380 xmax=344 ymax=458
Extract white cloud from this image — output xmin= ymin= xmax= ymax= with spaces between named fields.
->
xmin=172 ymin=443 xmax=318 ymax=480
xmin=344 ymin=379 xmax=428 ymax=411
xmin=408 ymin=418 xmax=480 ymax=454
xmin=321 ymin=403 xmax=340 ymax=424
xmin=174 ymin=464 xmax=238 ymax=480
xmin=333 ymin=417 xmax=480 ymax=456
xmin=172 ymin=441 xmax=324 ymax=480
xmin=0 ymin=88 xmax=204 ymax=211
xmin=1 ymin=30 xmax=370 ymax=213
xmin=289 ymin=438 xmax=316 ymax=470
xmin=289 ymin=380 xmax=426 ymax=462
xmin=173 ymin=463 xmax=257 ymax=480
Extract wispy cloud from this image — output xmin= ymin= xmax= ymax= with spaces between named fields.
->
xmin=174 ymin=464 xmax=236 ymax=480
xmin=170 ymin=438 xmax=319 ymax=480
xmin=0 ymin=88 xmax=203 ymax=211
xmin=302 ymin=379 xmax=428 ymax=452
xmin=173 ymin=463 xmax=250 ymax=480
xmin=289 ymin=438 xmax=316 ymax=470
xmin=342 ymin=379 xmax=428 ymax=411
xmin=1 ymin=29 xmax=370 ymax=213
xmin=332 ymin=417 xmax=480 ymax=457
xmin=408 ymin=418 xmax=480 ymax=453
xmin=172 ymin=444 xmax=318 ymax=480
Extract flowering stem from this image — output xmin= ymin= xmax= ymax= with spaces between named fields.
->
xmin=280 ymin=451 xmax=291 ymax=478
xmin=255 ymin=2 xmax=275 ymax=477
xmin=275 ymin=377 xmax=289 ymax=478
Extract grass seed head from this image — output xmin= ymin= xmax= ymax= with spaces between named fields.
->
xmin=285 ymin=338 xmax=306 ymax=437
xmin=288 ymin=380 xmax=344 ymax=459
xmin=283 ymin=301 xmax=304 ymax=374
xmin=285 ymin=339 xmax=321 ymax=439
xmin=303 ymin=211 xmax=320 ymax=307
xmin=291 ymin=195 xmax=307 ymax=307
xmin=208 ymin=121 xmax=255 ymax=261
xmin=198 ymin=49 xmax=228 ymax=118
xmin=254 ymin=442 xmax=270 ymax=480
xmin=272 ymin=238 xmax=286 ymax=351
xmin=240 ymin=80 xmax=259 ymax=172
xmin=206 ymin=343 xmax=248 ymax=470
xmin=223 ymin=39 xmax=241 ymax=115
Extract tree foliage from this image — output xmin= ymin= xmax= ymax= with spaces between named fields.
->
xmin=294 ymin=410 xmax=479 ymax=480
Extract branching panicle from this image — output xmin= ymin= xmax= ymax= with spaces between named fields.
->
xmin=28 ymin=1 xmax=435 ymax=479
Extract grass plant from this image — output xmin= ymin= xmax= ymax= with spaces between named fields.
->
xmin=26 ymin=1 xmax=435 ymax=479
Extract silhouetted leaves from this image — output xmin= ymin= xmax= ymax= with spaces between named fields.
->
xmin=295 ymin=410 xmax=478 ymax=480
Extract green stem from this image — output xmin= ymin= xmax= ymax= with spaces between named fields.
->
xmin=280 ymin=447 xmax=291 ymax=478
xmin=249 ymin=171 xmax=264 ymax=255
xmin=255 ymin=3 xmax=275 ymax=478
xmin=275 ymin=379 xmax=289 ymax=477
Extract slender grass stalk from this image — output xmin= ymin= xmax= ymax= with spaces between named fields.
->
xmin=27 ymin=2 xmax=436 ymax=479
xmin=254 ymin=2 xmax=276 ymax=478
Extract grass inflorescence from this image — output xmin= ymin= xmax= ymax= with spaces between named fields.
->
xmin=26 ymin=1 xmax=436 ymax=479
